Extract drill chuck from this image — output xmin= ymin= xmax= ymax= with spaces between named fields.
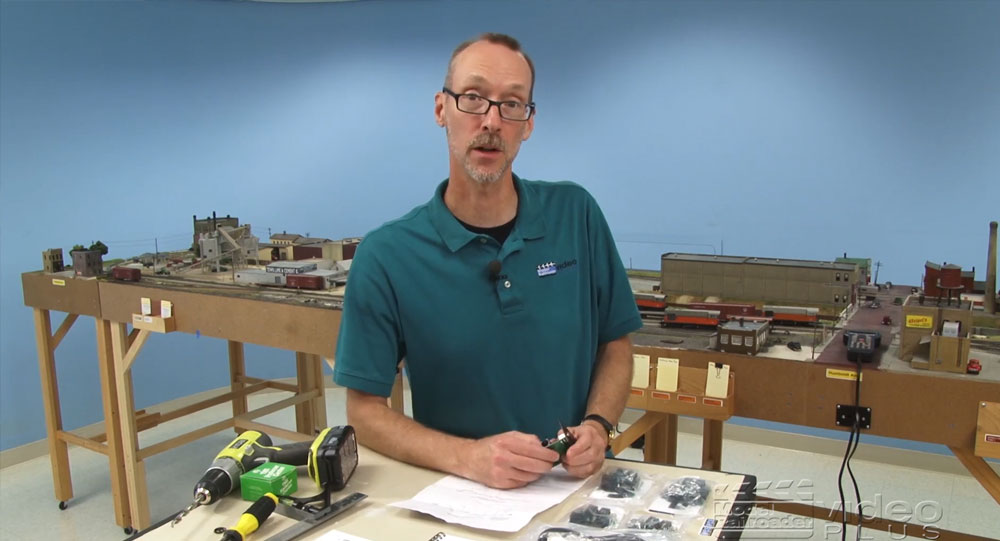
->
xmin=194 ymin=459 xmax=241 ymax=503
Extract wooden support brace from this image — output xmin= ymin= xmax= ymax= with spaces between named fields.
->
xmin=235 ymin=420 xmax=314 ymax=444
xmin=645 ymin=413 xmax=678 ymax=465
xmin=950 ymin=446 xmax=1000 ymax=505
xmin=51 ymin=313 xmax=78 ymax=350
xmin=610 ymin=412 xmax=664 ymax=455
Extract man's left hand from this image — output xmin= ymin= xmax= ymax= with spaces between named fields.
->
xmin=561 ymin=421 xmax=608 ymax=478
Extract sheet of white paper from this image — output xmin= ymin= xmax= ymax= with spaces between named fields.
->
xmin=391 ymin=466 xmax=587 ymax=532
xmin=314 ymin=531 xmax=374 ymax=541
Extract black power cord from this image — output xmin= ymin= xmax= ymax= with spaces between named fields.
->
xmin=836 ymin=355 xmax=864 ymax=541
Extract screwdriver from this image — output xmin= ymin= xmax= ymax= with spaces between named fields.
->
xmin=219 ymin=493 xmax=279 ymax=541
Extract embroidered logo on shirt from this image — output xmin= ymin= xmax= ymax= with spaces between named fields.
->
xmin=537 ymin=259 xmax=578 ymax=278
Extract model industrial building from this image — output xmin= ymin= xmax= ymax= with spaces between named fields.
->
xmin=192 ymin=212 xmax=239 ymax=246
xmin=42 ymin=248 xmax=64 ymax=273
xmin=660 ymin=253 xmax=859 ymax=307
xmin=718 ymin=319 xmax=770 ymax=355
xmin=259 ymin=232 xmax=359 ymax=263
xmin=900 ymin=295 xmax=973 ymax=373
xmin=71 ymin=249 xmax=103 ymax=277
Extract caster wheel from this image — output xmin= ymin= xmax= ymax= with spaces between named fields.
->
xmin=124 ymin=527 xmax=135 ymax=535
xmin=58 ymin=501 xmax=68 ymax=510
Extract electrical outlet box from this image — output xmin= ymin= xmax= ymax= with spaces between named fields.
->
xmin=835 ymin=405 xmax=872 ymax=430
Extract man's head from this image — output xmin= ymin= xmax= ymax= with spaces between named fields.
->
xmin=435 ymin=33 xmax=535 ymax=186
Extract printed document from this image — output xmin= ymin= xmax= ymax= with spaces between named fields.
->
xmin=391 ymin=466 xmax=586 ymax=532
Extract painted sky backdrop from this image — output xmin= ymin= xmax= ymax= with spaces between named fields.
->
xmin=1 ymin=0 xmax=998 ymax=450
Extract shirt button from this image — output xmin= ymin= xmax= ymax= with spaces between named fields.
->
xmin=503 ymin=280 xmax=511 ymax=288
xmin=479 ymin=238 xmax=487 ymax=244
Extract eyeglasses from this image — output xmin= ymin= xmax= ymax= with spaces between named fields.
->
xmin=442 ymin=87 xmax=534 ymax=121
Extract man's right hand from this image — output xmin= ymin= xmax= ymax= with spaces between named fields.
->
xmin=462 ymin=431 xmax=560 ymax=489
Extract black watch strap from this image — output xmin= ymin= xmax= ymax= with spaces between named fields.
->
xmin=583 ymin=414 xmax=615 ymax=448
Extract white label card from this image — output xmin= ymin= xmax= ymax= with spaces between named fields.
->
xmin=632 ymin=354 xmax=650 ymax=388
xmin=705 ymin=363 xmax=730 ymax=398
xmin=656 ymin=358 xmax=679 ymax=392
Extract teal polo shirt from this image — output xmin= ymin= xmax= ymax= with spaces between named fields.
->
xmin=333 ymin=175 xmax=641 ymax=441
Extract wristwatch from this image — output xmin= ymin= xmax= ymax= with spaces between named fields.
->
xmin=583 ymin=413 xmax=615 ymax=449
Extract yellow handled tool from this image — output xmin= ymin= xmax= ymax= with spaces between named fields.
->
xmin=219 ymin=493 xmax=279 ymax=541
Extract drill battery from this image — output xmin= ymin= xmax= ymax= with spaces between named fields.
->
xmin=240 ymin=462 xmax=298 ymax=502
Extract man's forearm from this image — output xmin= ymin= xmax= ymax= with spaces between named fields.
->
xmin=346 ymin=389 xmax=473 ymax=478
xmin=584 ymin=334 xmax=635 ymax=427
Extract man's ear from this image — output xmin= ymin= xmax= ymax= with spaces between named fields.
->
xmin=434 ymin=92 xmax=446 ymax=127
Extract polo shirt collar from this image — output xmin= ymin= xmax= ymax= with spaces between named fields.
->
xmin=429 ymin=173 xmax=547 ymax=253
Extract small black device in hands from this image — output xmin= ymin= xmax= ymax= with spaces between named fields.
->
xmin=542 ymin=421 xmax=577 ymax=464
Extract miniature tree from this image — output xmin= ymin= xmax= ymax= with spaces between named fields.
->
xmin=89 ymin=240 xmax=109 ymax=255
xmin=71 ymin=244 xmax=87 ymax=253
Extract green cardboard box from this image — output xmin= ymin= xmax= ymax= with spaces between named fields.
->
xmin=240 ymin=462 xmax=297 ymax=501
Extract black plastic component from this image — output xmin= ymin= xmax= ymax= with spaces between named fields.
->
xmin=569 ymin=504 xmax=613 ymax=528
xmin=836 ymin=404 xmax=872 ymax=429
xmin=662 ymin=477 xmax=710 ymax=510
xmin=599 ymin=468 xmax=641 ymax=498
xmin=271 ymin=442 xmax=311 ymax=467
xmin=124 ymin=527 xmax=134 ymax=535
xmin=58 ymin=501 xmax=67 ymax=510
xmin=310 ymin=426 xmax=358 ymax=492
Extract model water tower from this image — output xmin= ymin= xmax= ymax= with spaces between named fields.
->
xmin=936 ymin=263 xmax=964 ymax=306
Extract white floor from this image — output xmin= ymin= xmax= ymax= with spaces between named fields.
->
xmin=1 ymin=387 xmax=997 ymax=540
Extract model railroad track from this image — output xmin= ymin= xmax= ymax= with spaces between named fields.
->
xmin=114 ymin=274 xmax=345 ymax=309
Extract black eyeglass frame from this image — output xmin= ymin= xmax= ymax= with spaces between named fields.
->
xmin=441 ymin=87 xmax=535 ymax=121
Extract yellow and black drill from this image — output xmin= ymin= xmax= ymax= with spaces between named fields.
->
xmin=172 ymin=430 xmax=312 ymax=526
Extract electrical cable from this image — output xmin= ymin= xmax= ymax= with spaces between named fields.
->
xmin=836 ymin=351 xmax=864 ymax=541
xmin=847 ymin=355 xmax=863 ymax=540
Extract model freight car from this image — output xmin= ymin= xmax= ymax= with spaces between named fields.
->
xmin=763 ymin=305 xmax=819 ymax=326
xmin=111 ymin=266 xmax=142 ymax=282
xmin=634 ymin=292 xmax=667 ymax=311
xmin=660 ymin=308 xmax=721 ymax=328
xmin=285 ymin=273 xmax=325 ymax=290
xmin=686 ymin=302 xmax=757 ymax=321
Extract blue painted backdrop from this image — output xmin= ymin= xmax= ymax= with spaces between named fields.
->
xmin=1 ymin=0 xmax=998 ymax=451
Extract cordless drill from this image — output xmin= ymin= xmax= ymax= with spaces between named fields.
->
xmin=172 ymin=430 xmax=312 ymax=526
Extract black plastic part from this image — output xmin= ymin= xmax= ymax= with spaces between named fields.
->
xmin=271 ymin=442 xmax=311 ymax=467
xmin=836 ymin=404 xmax=872 ymax=429
xmin=124 ymin=527 xmax=134 ymax=535
xmin=58 ymin=501 xmax=67 ymax=510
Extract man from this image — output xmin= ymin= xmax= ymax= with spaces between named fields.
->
xmin=333 ymin=33 xmax=641 ymax=489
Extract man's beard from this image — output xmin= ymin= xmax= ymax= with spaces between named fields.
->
xmin=449 ymin=129 xmax=511 ymax=185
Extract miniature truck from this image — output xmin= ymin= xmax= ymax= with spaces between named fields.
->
xmin=842 ymin=330 xmax=882 ymax=363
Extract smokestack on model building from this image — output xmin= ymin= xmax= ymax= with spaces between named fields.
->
xmin=987 ymin=221 xmax=998 ymax=314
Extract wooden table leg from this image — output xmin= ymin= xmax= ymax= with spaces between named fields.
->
xmin=311 ymin=354 xmax=327 ymax=430
xmin=95 ymin=319 xmax=131 ymax=528
xmin=701 ymin=419 xmax=724 ymax=471
xmin=228 ymin=341 xmax=248 ymax=434
xmin=111 ymin=322 xmax=152 ymax=530
xmin=389 ymin=367 xmax=405 ymax=414
xmin=645 ymin=413 xmax=678 ymax=465
xmin=295 ymin=352 xmax=315 ymax=435
xmin=32 ymin=308 xmax=72 ymax=505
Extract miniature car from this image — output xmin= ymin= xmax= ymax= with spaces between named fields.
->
xmin=967 ymin=359 xmax=981 ymax=375
xmin=882 ymin=316 xmax=893 ymax=325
